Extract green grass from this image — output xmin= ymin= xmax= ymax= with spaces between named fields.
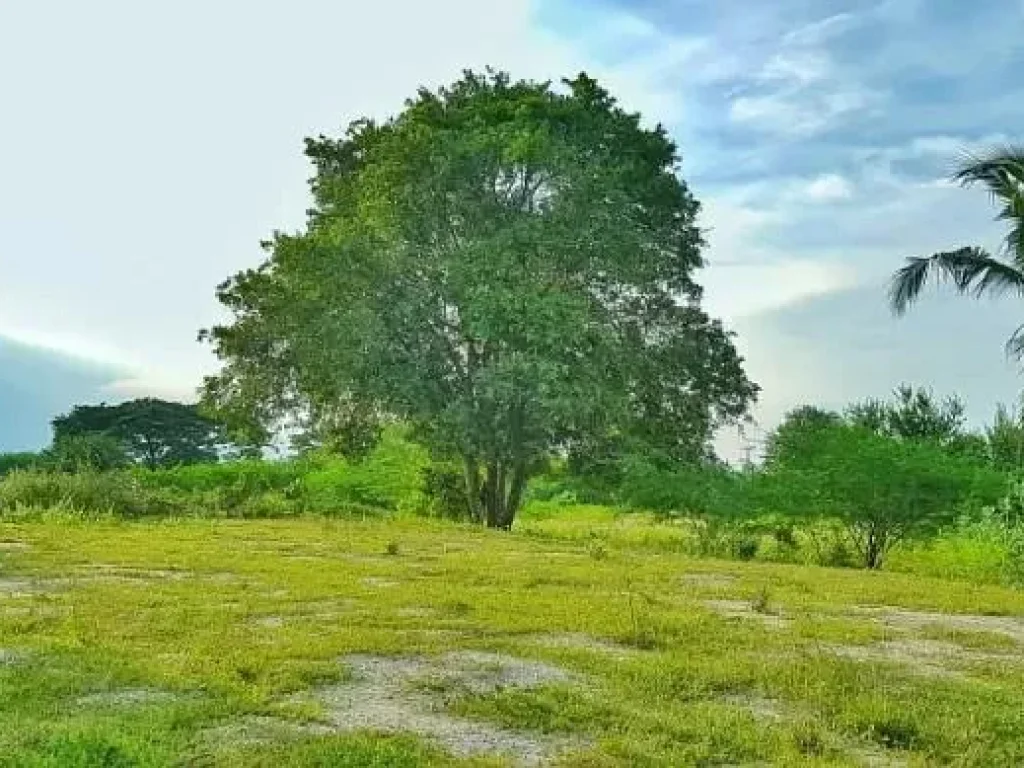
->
xmin=2 ymin=513 xmax=1024 ymax=766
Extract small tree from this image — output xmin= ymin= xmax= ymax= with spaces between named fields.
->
xmin=773 ymin=423 xmax=999 ymax=568
xmin=201 ymin=70 xmax=757 ymax=528
xmin=988 ymin=402 xmax=1024 ymax=471
xmin=763 ymin=405 xmax=842 ymax=468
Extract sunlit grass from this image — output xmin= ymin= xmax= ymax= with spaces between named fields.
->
xmin=2 ymin=513 xmax=1023 ymax=765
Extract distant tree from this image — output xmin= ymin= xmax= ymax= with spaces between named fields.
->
xmin=52 ymin=399 xmax=226 ymax=468
xmin=988 ymin=402 xmax=1024 ymax=471
xmin=763 ymin=405 xmax=843 ymax=468
xmin=45 ymin=433 xmax=130 ymax=472
xmin=845 ymin=385 xmax=966 ymax=445
xmin=0 ymin=452 xmax=43 ymax=476
xmin=288 ymin=396 xmax=384 ymax=460
xmin=201 ymin=70 xmax=758 ymax=528
xmin=890 ymin=146 xmax=1024 ymax=355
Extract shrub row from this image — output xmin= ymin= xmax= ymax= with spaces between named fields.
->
xmin=0 ymin=429 xmax=431 ymax=519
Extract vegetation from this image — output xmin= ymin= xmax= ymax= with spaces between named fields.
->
xmin=201 ymin=70 xmax=756 ymax=529
xmin=890 ymin=145 xmax=1024 ymax=354
xmin=52 ymin=398 xmax=230 ymax=468
xmin=3 ymin=515 xmax=1024 ymax=766
xmin=767 ymin=422 xmax=1002 ymax=568
xmin=2 ymin=68 xmax=1024 ymax=766
xmin=0 ymin=451 xmax=41 ymax=476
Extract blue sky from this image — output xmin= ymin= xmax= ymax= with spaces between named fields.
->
xmin=1 ymin=0 xmax=1023 ymax=455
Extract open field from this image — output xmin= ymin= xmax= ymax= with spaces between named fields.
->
xmin=2 ymin=513 xmax=1024 ymax=766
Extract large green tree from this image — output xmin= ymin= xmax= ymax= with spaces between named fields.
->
xmin=891 ymin=146 xmax=1024 ymax=354
xmin=52 ymin=398 xmax=226 ymax=468
xmin=202 ymin=71 xmax=758 ymax=528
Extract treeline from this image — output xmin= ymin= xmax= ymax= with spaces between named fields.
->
xmin=2 ymin=385 xmax=1024 ymax=580
xmin=0 ymin=398 xmax=239 ymax=474
xmin=542 ymin=385 xmax=1024 ymax=571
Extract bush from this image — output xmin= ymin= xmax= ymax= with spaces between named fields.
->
xmin=733 ymin=537 xmax=759 ymax=561
xmin=769 ymin=424 xmax=1004 ymax=568
xmin=46 ymin=434 xmax=130 ymax=472
xmin=0 ymin=452 xmax=42 ymax=476
xmin=302 ymin=430 xmax=428 ymax=514
xmin=421 ymin=464 xmax=472 ymax=520
xmin=0 ymin=469 xmax=187 ymax=518
xmin=0 ymin=427 xmax=432 ymax=520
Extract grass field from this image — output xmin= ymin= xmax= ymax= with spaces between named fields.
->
xmin=2 ymin=512 xmax=1024 ymax=766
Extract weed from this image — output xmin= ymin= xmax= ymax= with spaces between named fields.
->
xmin=751 ymin=585 xmax=772 ymax=614
xmin=733 ymin=537 xmax=759 ymax=561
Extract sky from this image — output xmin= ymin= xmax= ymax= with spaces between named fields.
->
xmin=1 ymin=0 xmax=1023 ymax=455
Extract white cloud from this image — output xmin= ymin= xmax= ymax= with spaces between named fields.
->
xmin=703 ymin=259 xmax=857 ymax=321
xmin=729 ymin=87 xmax=874 ymax=137
xmin=804 ymin=173 xmax=854 ymax=201
xmin=698 ymin=198 xmax=858 ymax=321
xmin=759 ymin=50 xmax=831 ymax=85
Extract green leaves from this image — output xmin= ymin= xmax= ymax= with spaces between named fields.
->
xmin=52 ymin=399 xmax=227 ymax=468
xmin=767 ymin=420 xmax=1002 ymax=568
xmin=890 ymin=144 xmax=1024 ymax=354
xmin=202 ymin=69 xmax=757 ymax=526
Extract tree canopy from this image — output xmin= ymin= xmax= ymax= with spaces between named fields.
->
xmin=52 ymin=398 xmax=226 ymax=468
xmin=202 ymin=70 xmax=758 ymax=527
xmin=845 ymin=385 xmax=966 ymax=445
xmin=768 ymin=421 xmax=1000 ymax=568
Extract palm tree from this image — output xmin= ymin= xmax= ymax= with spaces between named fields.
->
xmin=890 ymin=146 xmax=1024 ymax=355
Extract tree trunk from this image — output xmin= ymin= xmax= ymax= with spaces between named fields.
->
xmin=484 ymin=460 xmax=508 ymax=529
xmin=462 ymin=455 xmax=483 ymax=524
xmin=864 ymin=524 xmax=887 ymax=569
xmin=501 ymin=459 xmax=527 ymax=529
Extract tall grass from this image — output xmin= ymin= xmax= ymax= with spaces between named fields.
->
xmin=0 ymin=428 xmax=430 ymax=520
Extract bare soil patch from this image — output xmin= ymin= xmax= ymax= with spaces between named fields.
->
xmin=827 ymin=640 xmax=966 ymax=679
xmin=704 ymin=599 xmax=788 ymax=628
xmin=0 ymin=577 xmax=54 ymax=597
xmin=396 ymin=606 xmax=437 ymax=618
xmin=860 ymin=607 xmax=1024 ymax=644
xmin=73 ymin=564 xmax=193 ymax=581
xmin=297 ymin=651 xmax=583 ymax=766
xmin=720 ymin=693 xmax=784 ymax=721
xmin=827 ymin=636 xmax=1022 ymax=679
xmin=200 ymin=715 xmax=331 ymax=748
xmin=360 ymin=577 xmax=400 ymax=588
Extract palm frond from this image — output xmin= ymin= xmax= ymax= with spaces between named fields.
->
xmin=953 ymin=144 xmax=1024 ymax=193
xmin=889 ymin=247 xmax=1024 ymax=315
xmin=953 ymin=145 xmax=1024 ymax=260
xmin=1006 ymin=323 xmax=1024 ymax=360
